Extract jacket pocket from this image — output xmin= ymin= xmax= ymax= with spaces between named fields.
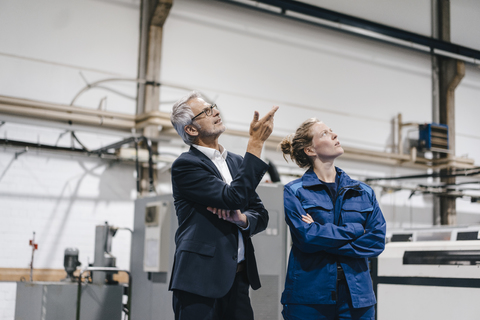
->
xmin=341 ymin=201 xmax=373 ymax=224
xmin=177 ymin=240 xmax=216 ymax=257
xmin=301 ymin=200 xmax=333 ymax=211
xmin=301 ymin=198 xmax=333 ymax=224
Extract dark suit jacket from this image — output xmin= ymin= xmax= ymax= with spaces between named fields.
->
xmin=168 ymin=146 xmax=269 ymax=299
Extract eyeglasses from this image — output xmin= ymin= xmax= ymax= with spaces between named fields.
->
xmin=191 ymin=104 xmax=217 ymax=122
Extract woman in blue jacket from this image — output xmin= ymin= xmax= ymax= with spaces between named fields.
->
xmin=279 ymin=118 xmax=386 ymax=320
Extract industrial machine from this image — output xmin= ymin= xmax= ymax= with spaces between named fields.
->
xmin=130 ymin=194 xmax=177 ymax=320
xmin=373 ymin=226 xmax=480 ymax=320
xmin=15 ymin=223 xmax=126 ymax=320
xmin=130 ymin=183 xmax=288 ymax=320
xmin=251 ymin=183 xmax=288 ymax=320
xmin=418 ymin=122 xmax=449 ymax=152
xmin=63 ymin=247 xmax=81 ymax=282
xmin=15 ymin=184 xmax=288 ymax=320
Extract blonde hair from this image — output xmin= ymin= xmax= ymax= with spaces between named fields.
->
xmin=280 ymin=118 xmax=321 ymax=169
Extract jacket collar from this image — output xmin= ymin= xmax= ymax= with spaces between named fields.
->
xmin=188 ymin=145 xmax=237 ymax=178
xmin=188 ymin=146 xmax=221 ymax=177
xmin=302 ymin=166 xmax=354 ymax=189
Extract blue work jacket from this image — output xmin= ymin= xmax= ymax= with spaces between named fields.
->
xmin=281 ymin=167 xmax=386 ymax=308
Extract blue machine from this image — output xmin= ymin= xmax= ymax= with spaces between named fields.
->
xmin=418 ymin=123 xmax=449 ymax=152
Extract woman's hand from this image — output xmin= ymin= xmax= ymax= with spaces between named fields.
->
xmin=301 ymin=213 xmax=314 ymax=224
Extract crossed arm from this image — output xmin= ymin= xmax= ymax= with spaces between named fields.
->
xmin=284 ymin=187 xmax=365 ymax=254
xmin=299 ymin=192 xmax=386 ymax=258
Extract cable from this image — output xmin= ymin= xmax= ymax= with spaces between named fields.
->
xmin=71 ymin=132 xmax=91 ymax=152
xmin=69 ymin=77 xmax=202 ymax=106
xmin=365 ymin=167 xmax=480 ymax=182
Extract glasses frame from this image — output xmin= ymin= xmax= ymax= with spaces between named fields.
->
xmin=191 ymin=104 xmax=217 ymax=122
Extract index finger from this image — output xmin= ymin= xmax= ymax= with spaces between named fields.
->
xmin=258 ymin=105 xmax=279 ymax=122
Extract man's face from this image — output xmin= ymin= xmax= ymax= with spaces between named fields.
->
xmin=188 ymin=97 xmax=225 ymax=139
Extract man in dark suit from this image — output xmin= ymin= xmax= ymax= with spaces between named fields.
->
xmin=169 ymin=91 xmax=279 ymax=320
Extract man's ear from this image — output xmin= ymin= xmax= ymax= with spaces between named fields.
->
xmin=184 ymin=124 xmax=199 ymax=137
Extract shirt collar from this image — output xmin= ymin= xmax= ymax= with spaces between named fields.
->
xmin=192 ymin=144 xmax=228 ymax=161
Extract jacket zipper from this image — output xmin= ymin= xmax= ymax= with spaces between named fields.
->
xmin=332 ymin=183 xmax=360 ymax=301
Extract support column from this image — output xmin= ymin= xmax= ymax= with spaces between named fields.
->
xmin=137 ymin=0 xmax=173 ymax=137
xmin=434 ymin=0 xmax=465 ymax=225
xmin=431 ymin=0 xmax=441 ymax=225
xmin=136 ymin=0 xmax=173 ymax=195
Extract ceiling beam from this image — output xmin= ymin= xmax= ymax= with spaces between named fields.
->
xmin=219 ymin=0 xmax=480 ymax=63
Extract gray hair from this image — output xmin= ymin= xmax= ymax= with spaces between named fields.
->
xmin=170 ymin=91 xmax=202 ymax=145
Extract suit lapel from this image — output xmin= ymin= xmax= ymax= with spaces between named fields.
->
xmin=226 ymin=153 xmax=238 ymax=178
xmin=189 ymin=146 xmax=223 ymax=179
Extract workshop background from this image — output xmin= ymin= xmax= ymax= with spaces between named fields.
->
xmin=1 ymin=0 xmax=480 ymax=319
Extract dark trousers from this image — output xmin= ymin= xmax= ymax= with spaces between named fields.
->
xmin=282 ymin=281 xmax=375 ymax=320
xmin=173 ymin=270 xmax=254 ymax=320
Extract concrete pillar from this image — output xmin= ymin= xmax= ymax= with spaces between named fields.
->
xmin=433 ymin=0 xmax=465 ymax=225
xmin=136 ymin=0 xmax=173 ymax=195
xmin=136 ymin=0 xmax=173 ymax=137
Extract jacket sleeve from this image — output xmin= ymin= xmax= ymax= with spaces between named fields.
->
xmin=242 ymin=192 xmax=269 ymax=237
xmin=284 ymin=186 xmax=365 ymax=253
xmin=172 ymin=152 xmax=268 ymax=210
xmin=325 ymin=191 xmax=386 ymax=258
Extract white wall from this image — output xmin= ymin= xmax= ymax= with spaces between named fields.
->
xmin=0 ymin=0 xmax=141 ymax=318
xmin=0 ymin=0 xmax=140 ymax=111
xmin=160 ymin=0 xmax=433 ymax=152
xmin=451 ymin=0 xmax=480 ymax=51
xmin=1 ymin=0 xmax=480 ymax=319
xmin=159 ymin=0 xmax=480 ymax=224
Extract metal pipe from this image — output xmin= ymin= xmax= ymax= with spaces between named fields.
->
xmin=90 ymin=135 xmax=156 ymax=192
xmin=135 ymin=138 xmax=141 ymax=193
xmin=29 ymin=232 xmax=36 ymax=282
xmin=0 ymin=138 xmax=114 ymax=157
xmin=2 ymin=132 xmax=475 ymax=174
xmin=76 ymin=273 xmax=82 ymax=320
xmin=0 ymin=103 xmax=134 ymax=131
xmin=0 ymin=95 xmax=133 ymax=120
xmin=140 ymin=136 xmax=156 ymax=193
xmin=76 ymin=267 xmax=132 ymax=320
xmin=0 ymin=95 xmax=173 ymax=132
xmin=366 ymin=167 xmax=480 ymax=182
xmin=90 ymin=137 xmax=136 ymax=155
xmin=1 ymin=96 xmax=475 ymax=172
xmin=397 ymin=113 xmax=403 ymax=155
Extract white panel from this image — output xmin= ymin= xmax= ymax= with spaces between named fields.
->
xmin=378 ymin=241 xmax=480 ymax=278
xmin=377 ymin=284 xmax=480 ymax=320
xmin=451 ymin=0 xmax=480 ymax=51
xmin=456 ymin=65 xmax=480 ymax=165
xmin=161 ymin=0 xmax=432 ymax=152
xmin=0 ymin=0 xmax=140 ymax=111
xmin=0 ymin=0 xmax=139 ymax=75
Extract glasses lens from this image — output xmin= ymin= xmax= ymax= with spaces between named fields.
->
xmin=206 ymin=104 xmax=216 ymax=117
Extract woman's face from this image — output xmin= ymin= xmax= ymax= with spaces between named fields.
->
xmin=306 ymin=122 xmax=344 ymax=161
